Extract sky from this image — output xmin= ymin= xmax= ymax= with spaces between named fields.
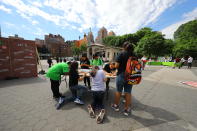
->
xmin=0 ymin=0 xmax=197 ymax=41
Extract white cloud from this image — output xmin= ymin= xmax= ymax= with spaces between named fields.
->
xmin=32 ymin=20 xmax=39 ymax=25
xmin=1 ymin=0 xmax=178 ymax=35
xmin=162 ymin=8 xmax=197 ymax=39
xmin=43 ymin=0 xmax=177 ymax=34
xmin=33 ymin=27 xmax=47 ymax=36
xmin=0 ymin=5 xmax=11 ymax=13
xmin=30 ymin=1 xmax=42 ymax=8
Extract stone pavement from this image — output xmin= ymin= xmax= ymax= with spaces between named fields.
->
xmin=0 ymin=63 xmax=197 ymax=131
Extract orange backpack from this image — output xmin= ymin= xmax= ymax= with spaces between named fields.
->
xmin=125 ymin=57 xmax=142 ymax=85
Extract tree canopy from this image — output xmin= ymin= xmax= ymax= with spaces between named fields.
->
xmin=71 ymin=42 xmax=87 ymax=58
xmin=173 ymin=19 xmax=197 ymax=57
xmin=103 ymin=27 xmax=174 ymax=57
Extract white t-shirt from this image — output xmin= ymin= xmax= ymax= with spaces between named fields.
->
xmin=181 ymin=58 xmax=185 ymax=62
xmin=188 ymin=57 xmax=193 ymax=63
xmin=141 ymin=57 xmax=147 ymax=61
xmin=91 ymin=70 xmax=106 ymax=91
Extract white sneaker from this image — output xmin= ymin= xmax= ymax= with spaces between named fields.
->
xmin=74 ymin=98 xmax=84 ymax=105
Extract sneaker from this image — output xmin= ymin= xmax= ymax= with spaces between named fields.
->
xmin=122 ymin=99 xmax=126 ymax=103
xmin=74 ymin=98 xmax=84 ymax=105
xmin=111 ymin=104 xmax=119 ymax=112
xmin=96 ymin=109 xmax=105 ymax=124
xmin=56 ymin=97 xmax=65 ymax=110
xmin=87 ymin=105 xmax=95 ymax=118
xmin=123 ymin=109 xmax=131 ymax=116
xmin=59 ymin=97 xmax=65 ymax=104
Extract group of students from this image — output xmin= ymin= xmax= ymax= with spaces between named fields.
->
xmin=173 ymin=56 xmax=193 ymax=69
xmin=46 ymin=41 xmax=135 ymax=123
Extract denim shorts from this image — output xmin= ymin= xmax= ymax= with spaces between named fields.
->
xmin=116 ymin=72 xmax=133 ymax=93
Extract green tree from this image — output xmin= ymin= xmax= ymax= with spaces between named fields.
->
xmin=173 ymin=19 xmax=197 ymax=57
xmin=134 ymin=32 xmax=168 ymax=57
xmin=71 ymin=42 xmax=87 ymax=58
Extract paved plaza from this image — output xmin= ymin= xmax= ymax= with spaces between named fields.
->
xmin=0 ymin=61 xmax=197 ymax=131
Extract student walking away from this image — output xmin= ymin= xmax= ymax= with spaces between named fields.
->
xmin=103 ymin=62 xmax=116 ymax=100
xmin=47 ymin=57 xmax=53 ymax=68
xmin=91 ymin=53 xmax=103 ymax=69
xmin=111 ymin=42 xmax=134 ymax=116
xmin=69 ymin=61 xmax=87 ymax=105
xmin=80 ymin=54 xmax=91 ymax=89
xmin=46 ymin=62 xmax=69 ymax=107
xmin=180 ymin=57 xmax=186 ymax=68
xmin=187 ymin=56 xmax=193 ymax=69
xmin=87 ymin=66 xmax=107 ymax=124
xmin=141 ymin=56 xmax=147 ymax=70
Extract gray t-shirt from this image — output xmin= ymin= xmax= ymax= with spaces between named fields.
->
xmin=91 ymin=70 xmax=106 ymax=91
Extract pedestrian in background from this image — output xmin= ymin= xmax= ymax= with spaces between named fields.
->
xmin=180 ymin=57 xmax=186 ymax=68
xmin=187 ymin=56 xmax=193 ymax=69
xmin=47 ymin=57 xmax=53 ymax=68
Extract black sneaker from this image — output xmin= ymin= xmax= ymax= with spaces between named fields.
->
xmin=123 ymin=109 xmax=131 ymax=116
xmin=111 ymin=104 xmax=119 ymax=112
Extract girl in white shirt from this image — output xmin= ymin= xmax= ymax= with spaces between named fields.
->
xmin=87 ymin=66 xmax=107 ymax=124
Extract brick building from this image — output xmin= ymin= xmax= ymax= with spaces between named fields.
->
xmin=44 ymin=34 xmax=72 ymax=57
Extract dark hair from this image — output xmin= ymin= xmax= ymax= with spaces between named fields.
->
xmin=90 ymin=66 xmax=99 ymax=77
xmin=63 ymin=59 xmax=67 ymax=62
xmin=93 ymin=53 xmax=99 ymax=59
xmin=69 ymin=61 xmax=78 ymax=75
xmin=123 ymin=42 xmax=134 ymax=56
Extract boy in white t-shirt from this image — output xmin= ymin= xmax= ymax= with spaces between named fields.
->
xmin=87 ymin=66 xmax=107 ymax=124
xmin=187 ymin=56 xmax=193 ymax=69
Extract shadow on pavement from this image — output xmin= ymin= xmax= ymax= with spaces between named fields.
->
xmin=0 ymin=76 xmax=47 ymax=88
xmin=131 ymin=98 xmax=180 ymax=128
xmin=56 ymin=87 xmax=181 ymax=127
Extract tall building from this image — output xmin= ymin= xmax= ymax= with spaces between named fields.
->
xmin=87 ymin=28 xmax=94 ymax=45
xmin=95 ymin=27 xmax=108 ymax=44
xmin=108 ymin=31 xmax=116 ymax=36
xmin=44 ymin=34 xmax=69 ymax=57
xmin=35 ymin=38 xmax=45 ymax=48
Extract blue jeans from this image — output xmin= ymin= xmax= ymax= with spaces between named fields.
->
xmin=69 ymin=85 xmax=87 ymax=100
xmin=116 ymin=72 xmax=132 ymax=93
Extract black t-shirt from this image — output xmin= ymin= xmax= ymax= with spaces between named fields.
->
xmin=116 ymin=51 xmax=130 ymax=75
xmin=104 ymin=64 xmax=111 ymax=73
xmin=80 ymin=59 xmax=90 ymax=69
xmin=69 ymin=71 xmax=79 ymax=87
xmin=104 ymin=64 xmax=116 ymax=73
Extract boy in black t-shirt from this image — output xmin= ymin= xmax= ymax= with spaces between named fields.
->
xmin=69 ymin=61 xmax=87 ymax=105
xmin=80 ymin=54 xmax=91 ymax=88
xmin=111 ymin=42 xmax=134 ymax=116
xmin=103 ymin=62 xmax=116 ymax=99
